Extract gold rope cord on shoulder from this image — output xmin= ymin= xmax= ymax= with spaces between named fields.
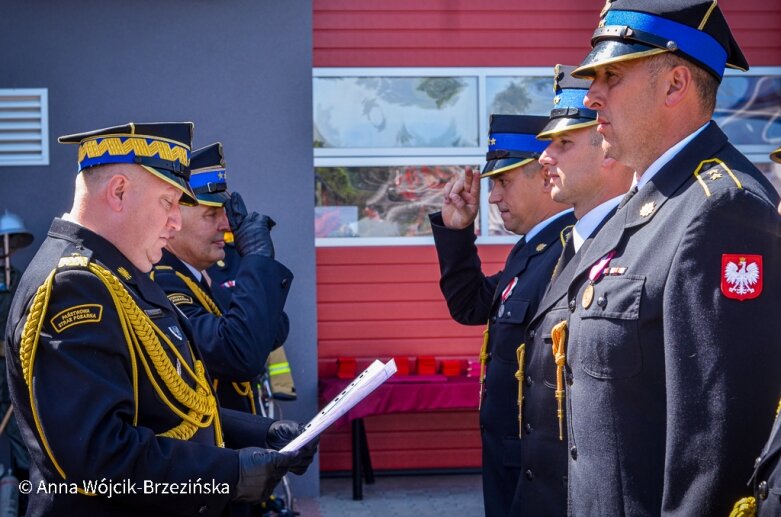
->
xmin=174 ymin=271 xmax=256 ymax=415
xmin=551 ymin=320 xmax=568 ymax=441
xmin=514 ymin=343 xmax=526 ymax=438
xmin=729 ymin=497 xmax=756 ymax=517
xmin=478 ymin=323 xmax=490 ymax=410
xmin=19 ymin=260 xmax=224 ymax=489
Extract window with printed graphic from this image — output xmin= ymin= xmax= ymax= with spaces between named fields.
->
xmin=315 ymin=165 xmax=479 ymax=238
xmin=313 ymin=76 xmax=479 ymax=149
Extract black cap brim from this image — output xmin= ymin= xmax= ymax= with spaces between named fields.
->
xmin=141 ymin=165 xmax=198 ymax=206
xmin=537 ymin=118 xmax=598 ymax=140
xmin=572 ymin=40 xmax=668 ymax=79
xmin=196 ymin=190 xmax=231 ymax=207
xmin=482 ymin=157 xmax=536 ymax=178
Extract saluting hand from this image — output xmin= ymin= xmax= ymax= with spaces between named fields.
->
xmin=441 ymin=167 xmax=481 ymax=230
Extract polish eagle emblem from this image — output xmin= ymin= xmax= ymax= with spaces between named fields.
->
xmin=721 ymin=254 xmax=763 ymax=301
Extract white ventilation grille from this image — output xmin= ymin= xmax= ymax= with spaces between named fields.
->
xmin=0 ymin=89 xmax=49 ymax=166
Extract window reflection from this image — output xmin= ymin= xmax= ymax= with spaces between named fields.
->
xmin=486 ymin=77 xmax=551 ymax=117
xmin=715 ymin=76 xmax=781 ymax=147
xmin=315 ymin=165 xmax=479 ymax=237
xmin=313 ymin=77 xmax=479 ymax=148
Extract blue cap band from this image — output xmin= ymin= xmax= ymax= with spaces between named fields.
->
xmin=604 ymin=10 xmax=727 ymax=77
xmin=489 ymin=133 xmax=548 ymax=153
xmin=189 ymin=168 xmax=227 ymax=189
xmin=554 ymin=89 xmax=597 ymax=118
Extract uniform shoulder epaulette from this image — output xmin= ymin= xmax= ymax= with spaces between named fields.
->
xmin=692 ymin=158 xmax=742 ymax=197
xmin=559 ymin=225 xmax=574 ymax=246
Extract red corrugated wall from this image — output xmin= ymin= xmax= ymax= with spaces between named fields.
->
xmin=313 ymin=0 xmax=781 ymax=472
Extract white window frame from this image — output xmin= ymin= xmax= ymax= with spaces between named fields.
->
xmin=0 ymin=88 xmax=50 ymax=166
xmin=314 ymin=66 xmax=781 ymax=247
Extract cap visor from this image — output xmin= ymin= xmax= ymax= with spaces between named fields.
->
xmin=771 ymin=148 xmax=781 ymax=164
xmin=141 ymin=165 xmax=198 ymax=206
xmin=537 ymin=118 xmax=599 ymax=140
xmin=572 ymin=40 xmax=668 ymax=79
xmin=196 ymin=190 xmax=231 ymax=207
xmin=482 ymin=157 xmax=535 ymax=178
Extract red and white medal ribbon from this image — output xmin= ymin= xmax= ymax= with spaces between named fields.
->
xmin=498 ymin=277 xmax=518 ymax=317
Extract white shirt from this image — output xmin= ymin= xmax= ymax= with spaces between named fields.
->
xmin=572 ymin=194 xmax=624 ymax=252
xmin=634 ymin=122 xmax=709 ymax=190
xmin=182 ymin=260 xmax=203 ymax=282
xmin=524 ymin=208 xmax=574 ymax=243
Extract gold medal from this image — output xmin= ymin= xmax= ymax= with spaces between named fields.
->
xmin=582 ymin=283 xmax=595 ymax=309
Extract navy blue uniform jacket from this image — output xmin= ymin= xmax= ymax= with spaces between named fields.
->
xmin=5 ymin=219 xmax=275 ymax=516
xmin=430 ymin=210 xmax=575 ymax=516
xmin=152 ymin=249 xmax=292 ymax=413
xmin=563 ymin=123 xmax=781 ymax=516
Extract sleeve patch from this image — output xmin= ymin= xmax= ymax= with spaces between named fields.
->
xmin=50 ymin=304 xmax=103 ymax=333
xmin=167 ymin=293 xmax=194 ymax=306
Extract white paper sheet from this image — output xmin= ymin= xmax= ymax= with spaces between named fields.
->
xmin=280 ymin=359 xmax=397 ymax=453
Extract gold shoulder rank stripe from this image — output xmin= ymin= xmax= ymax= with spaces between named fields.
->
xmin=154 ymin=265 xmax=173 ymax=271
xmin=58 ymin=255 xmax=89 ymax=268
xmin=50 ymin=304 xmax=103 ymax=333
xmin=167 ymin=293 xmax=194 ymax=306
xmin=693 ymin=158 xmax=743 ymax=197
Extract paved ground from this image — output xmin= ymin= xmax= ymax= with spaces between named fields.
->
xmin=294 ymin=474 xmax=483 ymax=516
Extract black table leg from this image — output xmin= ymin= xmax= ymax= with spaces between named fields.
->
xmin=352 ymin=418 xmax=363 ymax=500
xmin=360 ymin=421 xmax=375 ymax=485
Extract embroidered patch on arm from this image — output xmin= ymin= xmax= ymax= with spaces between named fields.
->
xmin=50 ymin=304 xmax=103 ymax=333
xmin=167 ymin=293 xmax=194 ymax=305
xmin=722 ymin=254 xmax=762 ymax=301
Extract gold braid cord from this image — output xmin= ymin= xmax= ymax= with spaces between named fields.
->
xmin=551 ymin=320 xmax=568 ymax=441
xmin=174 ymin=271 xmax=256 ymax=415
xmin=20 ymin=261 xmax=224 ymax=466
xmin=478 ymin=323 xmax=490 ymax=410
xmin=729 ymin=497 xmax=757 ymax=517
xmin=514 ymin=343 xmax=526 ymax=438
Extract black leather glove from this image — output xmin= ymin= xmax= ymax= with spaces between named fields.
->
xmin=234 ymin=447 xmax=300 ymax=504
xmin=225 ymin=192 xmax=276 ymax=258
xmin=266 ymin=420 xmax=319 ymax=476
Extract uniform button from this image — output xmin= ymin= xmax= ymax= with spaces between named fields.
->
xmin=525 ymin=469 xmax=534 ymax=481
xmin=757 ymin=480 xmax=769 ymax=500
xmin=198 ymin=505 xmax=208 ymax=514
xmin=758 ymin=480 xmax=768 ymax=500
xmin=597 ymin=296 xmax=606 ymax=307
xmin=506 ymin=311 xmax=512 ymax=317
xmin=491 ymin=316 xmax=497 ymax=323
xmin=525 ymin=375 xmax=533 ymax=387
xmin=529 ymin=329 xmax=536 ymax=339
xmin=487 ymin=352 xmax=492 ymax=360
xmin=755 ymin=456 xmax=762 ymax=468
xmin=570 ymin=446 xmax=578 ymax=460
xmin=281 ymin=278 xmax=289 ymax=288
xmin=568 ymin=299 xmax=576 ymax=312
xmin=524 ymin=423 xmax=533 ymax=435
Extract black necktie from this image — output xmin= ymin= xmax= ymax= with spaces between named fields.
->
xmin=618 ymin=185 xmax=639 ymax=210
xmin=550 ymin=229 xmax=575 ymax=281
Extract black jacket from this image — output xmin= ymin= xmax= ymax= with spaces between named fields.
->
xmin=5 ymin=219 xmax=274 ymax=516
xmin=563 ymin=123 xmax=781 ymax=516
xmin=430 ymin=210 xmax=575 ymax=516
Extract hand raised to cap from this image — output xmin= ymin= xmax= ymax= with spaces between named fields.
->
xmin=225 ymin=192 xmax=276 ymax=259
xmin=441 ymin=167 xmax=481 ymax=230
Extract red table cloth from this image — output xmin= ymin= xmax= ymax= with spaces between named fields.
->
xmin=318 ymin=374 xmax=479 ymax=421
